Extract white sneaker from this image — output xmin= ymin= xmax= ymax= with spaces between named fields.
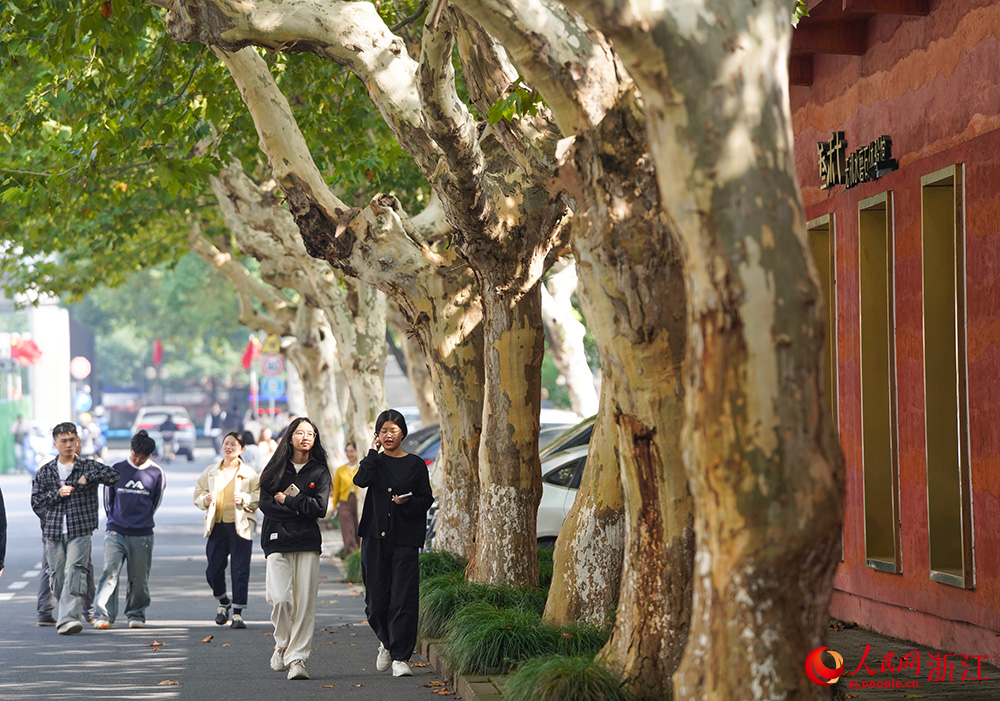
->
xmin=93 ymin=619 xmax=112 ymax=630
xmin=392 ymin=660 xmax=412 ymax=677
xmin=57 ymin=621 xmax=83 ymax=635
xmin=128 ymin=620 xmax=145 ymax=629
xmin=287 ymin=660 xmax=309 ymax=680
xmin=270 ymin=647 xmax=287 ymax=671
xmin=376 ymin=643 xmax=391 ymax=672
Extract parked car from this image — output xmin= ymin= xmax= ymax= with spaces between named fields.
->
xmin=539 ymin=414 xmax=595 ymax=460
xmin=24 ymin=424 xmax=57 ymax=476
xmin=537 ymin=444 xmax=590 ymax=545
xmin=422 ymin=419 xmax=582 ymax=548
xmin=131 ymin=405 xmax=197 ymax=461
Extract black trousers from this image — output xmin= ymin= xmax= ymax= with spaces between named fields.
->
xmin=205 ymin=522 xmax=252 ymax=608
xmin=361 ymin=538 xmax=420 ymax=661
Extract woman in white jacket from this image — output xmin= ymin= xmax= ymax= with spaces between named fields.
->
xmin=194 ymin=431 xmax=260 ymax=629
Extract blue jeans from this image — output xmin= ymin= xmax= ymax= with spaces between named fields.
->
xmin=45 ymin=535 xmax=92 ymax=628
xmin=95 ymin=531 xmax=154 ymax=624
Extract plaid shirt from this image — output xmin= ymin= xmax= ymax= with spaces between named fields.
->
xmin=31 ymin=456 xmax=121 ymax=541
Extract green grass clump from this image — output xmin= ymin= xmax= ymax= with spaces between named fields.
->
xmin=537 ymin=544 xmax=555 ymax=588
xmin=547 ymin=620 xmax=610 ymax=656
xmin=419 ymin=549 xmax=468 ymax=579
xmin=419 ymin=576 xmax=547 ymax=639
xmin=444 ymin=602 xmax=550 ymax=675
xmin=343 ymin=550 xmax=363 ymax=583
xmin=504 ymin=654 xmax=635 ymax=701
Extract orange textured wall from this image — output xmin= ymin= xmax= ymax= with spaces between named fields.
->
xmin=791 ymin=0 xmax=1000 ymax=657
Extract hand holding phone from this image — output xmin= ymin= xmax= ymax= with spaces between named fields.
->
xmin=285 ymin=482 xmax=301 ymax=497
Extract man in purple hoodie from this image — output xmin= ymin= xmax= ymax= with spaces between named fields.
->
xmin=93 ymin=430 xmax=165 ymax=629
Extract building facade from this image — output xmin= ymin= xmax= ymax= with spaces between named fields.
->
xmin=791 ymin=0 xmax=1000 ymax=660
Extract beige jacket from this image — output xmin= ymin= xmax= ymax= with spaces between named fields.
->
xmin=193 ymin=459 xmax=260 ymax=540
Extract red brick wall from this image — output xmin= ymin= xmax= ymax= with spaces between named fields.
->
xmin=791 ymin=0 xmax=1000 ymax=657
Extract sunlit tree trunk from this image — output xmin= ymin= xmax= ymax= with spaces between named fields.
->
xmin=561 ymin=2 xmax=846 ymax=697
xmin=543 ymin=383 xmax=623 ymax=626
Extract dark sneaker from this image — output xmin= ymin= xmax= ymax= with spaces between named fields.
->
xmin=231 ymin=613 xmax=246 ymax=629
xmin=58 ymin=621 xmax=83 ymax=635
xmin=215 ymin=603 xmax=231 ymax=625
xmin=37 ymin=615 xmax=57 ymax=627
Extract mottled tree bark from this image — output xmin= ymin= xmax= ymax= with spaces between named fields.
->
xmin=542 ymin=384 xmax=623 ymax=626
xmin=562 ymin=1 xmax=846 ymax=698
xmin=387 ymin=303 xmax=438 ymax=426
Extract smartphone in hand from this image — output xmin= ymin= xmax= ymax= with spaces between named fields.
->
xmin=395 ymin=492 xmax=413 ymax=499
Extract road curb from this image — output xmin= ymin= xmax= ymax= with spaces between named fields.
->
xmin=420 ymin=639 xmax=506 ymax=700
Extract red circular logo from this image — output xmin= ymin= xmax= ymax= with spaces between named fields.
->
xmin=805 ymin=647 xmax=845 ymax=686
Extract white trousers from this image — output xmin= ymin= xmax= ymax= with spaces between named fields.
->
xmin=265 ymin=551 xmax=320 ymax=664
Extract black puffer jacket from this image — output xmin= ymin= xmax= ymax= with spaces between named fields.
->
xmin=259 ymin=457 xmax=331 ymax=556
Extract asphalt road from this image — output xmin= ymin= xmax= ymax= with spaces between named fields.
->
xmin=0 ymin=446 xmax=449 ymax=700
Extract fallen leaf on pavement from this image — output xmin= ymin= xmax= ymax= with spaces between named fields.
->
xmin=424 ymin=681 xmax=447 ymax=687
xmin=148 ymin=641 xmax=163 ymax=647
xmin=222 ymin=643 xmax=231 ymax=647
xmin=352 ymin=683 xmax=363 ymax=687
xmin=412 ymin=662 xmax=431 ymax=667
xmin=322 ymin=685 xmax=336 ymax=688
xmin=158 ymin=680 xmax=179 ymax=686
xmin=201 ymin=636 xmax=213 ymax=643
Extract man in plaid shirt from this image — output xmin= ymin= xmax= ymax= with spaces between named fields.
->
xmin=31 ymin=422 xmax=120 ymax=635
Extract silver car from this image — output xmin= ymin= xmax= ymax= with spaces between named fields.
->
xmin=130 ymin=405 xmax=197 ymax=461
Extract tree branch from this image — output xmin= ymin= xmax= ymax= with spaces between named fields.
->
xmin=450 ymin=0 xmax=625 ymax=136
xmin=418 ymin=11 xmax=490 ymax=234
xmin=161 ymin=0 xmax=442 ymax=174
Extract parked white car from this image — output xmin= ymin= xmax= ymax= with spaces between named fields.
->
xmin=131 ymin=405 xmax=197 ymax=461
xmin=536 ymin=444 xmax=589 ymax=544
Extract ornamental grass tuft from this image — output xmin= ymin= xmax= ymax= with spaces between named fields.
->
xmin=343 ymin=550 xmax=363 ymax=583
xmin=418 ymin=549 xmax=468 ymax=579
xmin=418 ymin=576 xmax=547 ymax=639
xmin=442 ymin=601 xmax=610 ymax=675
xmin=504 ymin=654 xmax=635 ymax=701
xmin=443 ymin=602 xmax=550 ymax=675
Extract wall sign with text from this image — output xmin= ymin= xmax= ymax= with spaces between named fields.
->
xmin=817 ymin=132 xmax=898 ymax=190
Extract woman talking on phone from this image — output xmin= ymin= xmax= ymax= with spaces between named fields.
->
xmin=258 ymin=417 xmax=331 ymax=681
xmin=354 ymin=409 xmax=434 ymax=678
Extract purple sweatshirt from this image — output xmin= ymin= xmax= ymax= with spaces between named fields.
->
xmin=103 ymin=459 xmax=165 ymax=536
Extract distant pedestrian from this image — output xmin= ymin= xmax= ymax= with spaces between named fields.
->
xmin=159 ymin=415 xmax=178 ymax=462
xmin=10 ymin=414 xmax=29 ymax=473
xmin=205 ymin=403 xmax=226 ymax=456
xmin=194 ymin=431 xmax=260 ymax=630
xmin=355 ymin=409 xmax=434 ymax=677
xmin=259 ymin=417 xmax=331 ymax=681
xmin=93 ymin=430 xmax=164 ymax=629
xmin=30 ymin=422 xmax=120 ymax=635
xmin=332 ymin=442 xmax=361 ymax=555
xmin=257 ymin=427 xmax=278 ymax=467
xmin=0 ymin=484 xmax=6 ymax=580
xmin=223 ymin=405 xmax=243 ymax=434
xmin=240 ymin=430 xmax=263 ymax=471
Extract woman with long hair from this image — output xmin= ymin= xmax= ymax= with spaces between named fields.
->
xmin=193 ymin=431 xmax=260 ymax=629
xmin=355 ymin=409 xmax=434 ymax=678
xmin=259 ymin=417 xmax=331 ymax=681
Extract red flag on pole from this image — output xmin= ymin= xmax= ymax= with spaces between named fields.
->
xmin=152 ymin=339 xmax=164 ymax=366
xmin=241 ymin=336 xmax=261 ymax=370
xmin=11 ymin=336 xmax=43 ymax=365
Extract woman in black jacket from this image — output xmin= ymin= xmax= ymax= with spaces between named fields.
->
xmin=258 ymin=417 xmax=331 ymax=681
xmin=354 ymin=409 xmax=434 ymax=678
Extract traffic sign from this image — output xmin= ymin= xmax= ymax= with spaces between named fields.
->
xmin=74 ymin=391 xmax=93 ymax=412
xmin=261 ymin=334 xmax=282 ymax=354
xmin=260 ymin=376 xmax=286 ymax=398
xmin=262 ymin=354 xmax=284 ymax=376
